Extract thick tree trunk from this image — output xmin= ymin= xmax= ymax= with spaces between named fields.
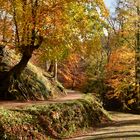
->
xmin=0 ymin=33 xmax=43 ymax=99
xmin=9 ymin=53 xmax=32 ymax=78
xmin=0 ymin=49 xmax=32 ymax=99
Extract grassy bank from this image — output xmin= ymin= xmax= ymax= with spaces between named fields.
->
xmin=0 ymin=95 xmax=111 ymax=139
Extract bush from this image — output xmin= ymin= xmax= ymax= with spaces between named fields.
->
xmin=104 ymin=81 xmax=140 ymax=113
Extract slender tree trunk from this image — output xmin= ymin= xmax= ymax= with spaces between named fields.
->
xmin=47 ymin=59 xmax=58 ymax=80
xmin=48 ymin=60 xmax=55 ymax=74
xmin=135 ymin=5 xmax=140 ymax=99
xmin=54 ymin=59 xmax=58 ymax=81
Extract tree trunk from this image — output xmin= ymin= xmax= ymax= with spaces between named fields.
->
xmin=0 ymin=50 xmax=32 ymax=99
xmin=135 ymin=5 xmax=140 ymax=98
xmin=47 ymin=59 xmax=58 ymax=80
xmin=48 ymin=60 xmax=55 ymax=73
xmin=54 ymin=59 xmax=58 ymax=81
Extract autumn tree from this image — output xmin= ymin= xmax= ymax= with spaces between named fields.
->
xmin=32 ymin=1 xmax=109 ymax=85
xmin=103 ymin=0 xmax=140 ymax=110
xmin=39 ymin=0 xmax=109 ymax=80
xmin=0 ymin=0 xmax=108 ymax=99
xmin=114 ymin=0 xmax=140 ymax=97
xmin=0 ymin=0 xmax=44 ymax=98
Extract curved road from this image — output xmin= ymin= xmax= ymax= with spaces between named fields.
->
xmin=66 ymin=111 xmax=140 ymax=140
xmin=0 ymin=91 xmax=140 ymax=139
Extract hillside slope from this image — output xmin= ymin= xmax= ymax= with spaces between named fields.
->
xmin=0 ymin=47 xmax=66 ymax=100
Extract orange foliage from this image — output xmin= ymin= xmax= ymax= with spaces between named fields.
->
xmin=58 ymin=53 xmax=87 ymax=89
xmin=105 ymin=47 xmax=135 ymax=88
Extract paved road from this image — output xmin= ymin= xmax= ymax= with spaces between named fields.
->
xmin=65 ymin=111 xmax=140 ymax=140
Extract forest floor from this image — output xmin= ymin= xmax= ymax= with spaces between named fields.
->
xmin=0 ymin=91 xmax=140 ymax=140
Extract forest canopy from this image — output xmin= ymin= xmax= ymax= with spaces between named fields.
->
xmin=0 ymin=0 xmax=139 ymax=112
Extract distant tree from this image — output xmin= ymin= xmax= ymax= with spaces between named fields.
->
xmin=108 ymin=0 xmax=140 ymax=98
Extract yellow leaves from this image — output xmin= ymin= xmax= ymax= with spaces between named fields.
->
xmin=95 ymin=0 xmax=109 ymax=17
xmin=105 ymin=47 xmax=135 ymax=94
xmin=128 ymin=99 xmax=136 ymax=105
xmin=0 ymin=0 xmax=109 ymax=62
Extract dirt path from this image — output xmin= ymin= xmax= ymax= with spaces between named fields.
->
xmin=0 ymin=90 xmax=82 ymax=109
xmin=0 ymin=91 xmax=140 ymax=139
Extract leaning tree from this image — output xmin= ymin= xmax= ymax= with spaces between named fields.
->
xmin=0 ymin=0 xmax=108 ymax=99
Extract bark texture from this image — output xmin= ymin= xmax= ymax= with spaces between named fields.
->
xmin=0 ymin=36 xmax=43 ymax=99
xmin=135 ymin=5 xmax=140 ymax=97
